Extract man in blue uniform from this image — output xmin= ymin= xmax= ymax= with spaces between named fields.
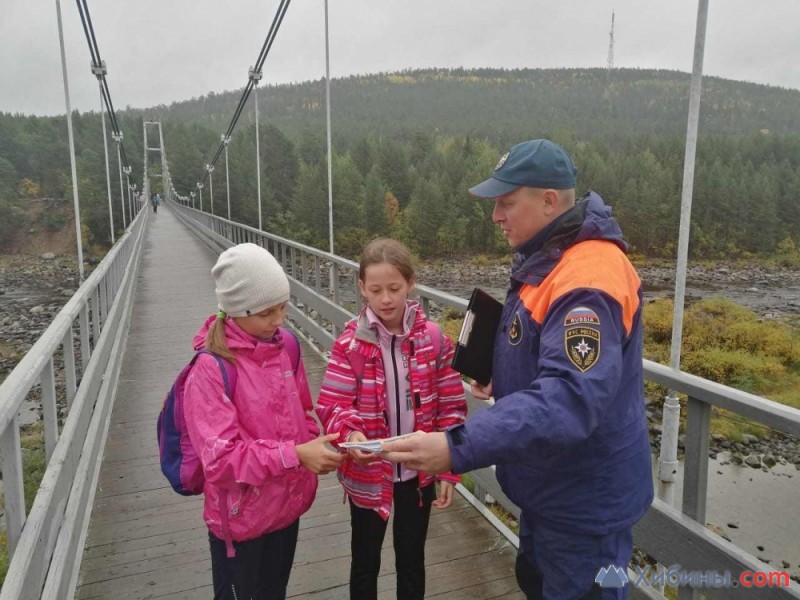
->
xmin=384 ymin=139 xmax=653 ymax=599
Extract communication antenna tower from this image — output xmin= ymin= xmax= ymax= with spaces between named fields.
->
xmin=607 ymin=10 xmax=615 ymax=72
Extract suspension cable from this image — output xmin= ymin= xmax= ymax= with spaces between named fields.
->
xmin=75 ymin=0 xmax=132 ymax=173
xmin=197 ymin=0 xmax=292 ymax=185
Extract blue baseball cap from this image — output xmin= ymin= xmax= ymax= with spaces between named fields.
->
xmin=469 ymin=139 xmax=578 ymax=198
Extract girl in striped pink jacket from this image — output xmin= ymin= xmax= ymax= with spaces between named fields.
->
xmin=316 ymin=239 xmax=467 ymax=600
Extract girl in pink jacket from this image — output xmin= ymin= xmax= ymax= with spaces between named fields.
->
xmin=184 ymin=243 xmax=342 ymax=600
xmin=316 ymin=239 xmax=467 ymax=600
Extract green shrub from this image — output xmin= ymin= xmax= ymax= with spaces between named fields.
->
xmin=643 ymin=299 xmax=674 ymax=346
xmin=438 ymin=316 xmax=461 ymax=345
xmin=644 ymin=297 xmax=798 ymax=403
xmin=442 ymin=306 xmax=464 ymax=321
xmin=681 ymin=348 xmax=785 ymax=387
xmin=42 ymin=210 xmax=67 ymax=231
xmin=334 ymin=227 xmax=370 ymax=260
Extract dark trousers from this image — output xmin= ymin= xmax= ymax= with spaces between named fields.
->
xmin=514 ymin=521 xmax=633 ymax=600
xmin=349 ymin=478 xmax=435 ymax=600
xmin=516 ymin=553 xmax=603 ymax=600
xmin=209 ymin=520 xmax=299 ymax=600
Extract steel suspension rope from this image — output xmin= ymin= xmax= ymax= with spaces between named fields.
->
xmin=196 ymin=0 xmax=292 ymax=187
xmin=75 ymin=0 xmax=133 ymax=173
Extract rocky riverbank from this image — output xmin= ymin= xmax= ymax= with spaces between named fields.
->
xmin=417 ymin=257 xmax=800 ymax=319
xmin=0 ymin=254 xmax=82 ymax=425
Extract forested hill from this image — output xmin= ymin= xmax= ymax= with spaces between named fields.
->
xmin=137 ymin=67 xmax=800 ymax=145
xmin=2 ymin=68 xmax=800 ymax=262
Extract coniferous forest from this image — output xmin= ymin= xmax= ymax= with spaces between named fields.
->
xmin=2 ymin=67 xmax=800 ymax=260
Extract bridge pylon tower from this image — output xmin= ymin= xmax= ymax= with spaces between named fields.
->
xmin=143 ymin=121 xmax=165 ymax=200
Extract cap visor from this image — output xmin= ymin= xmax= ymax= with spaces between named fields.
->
xmin=468 ymin=177 xmax=520 ymax=198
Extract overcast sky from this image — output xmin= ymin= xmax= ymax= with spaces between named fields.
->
xmin=2 ymin=0 xmax=799 ymax=117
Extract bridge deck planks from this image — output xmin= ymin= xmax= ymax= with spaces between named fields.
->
xmin=76 ymin=206 xmax=520 ymax=599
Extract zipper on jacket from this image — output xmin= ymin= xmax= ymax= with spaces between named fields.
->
xmin=390 ymin=335 xmax=402 ymax=481
xmin=230 ymin=584 xmax=239 ymax=600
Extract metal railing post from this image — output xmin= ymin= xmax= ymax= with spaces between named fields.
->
xmin=113 ymin=131 xmax=126 ymax=227
xmin=93 ymin=64 xmax=115 ymax=244
xmin=62 ymin=328 xmax=77 ymax=407
xmin=0 ymin=422 xmax=25 ymax=557
xmin=207 ymin=164 xmax=214 ymax=216
xmin=41 ymin=359 xmax=58 ymax=460
xmin=222 ymin=134 xmax=232 ymax=221
xmin=659 ymin=0 xmax=710 ymax=514
xmin=55 ymin=0 xmax=85 ymax=282
xmin=249 ymin=67 xmax=264 ymax=231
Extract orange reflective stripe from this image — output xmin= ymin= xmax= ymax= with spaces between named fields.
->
xmin=519 ymin=240 xmax=641 ymax=335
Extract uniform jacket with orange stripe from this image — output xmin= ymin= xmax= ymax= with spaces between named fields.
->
xmin=447 ymin=191 xmax=653 ymax=537
xmin=316 ymin=302 xmax=467 ymax=519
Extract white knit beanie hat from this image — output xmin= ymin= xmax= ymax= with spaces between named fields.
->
xmin=212 ymin=243 xmax=290 ymax=317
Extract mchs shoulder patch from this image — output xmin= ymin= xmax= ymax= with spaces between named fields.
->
xmin=565 ymin=327 xmax=600 ymax=372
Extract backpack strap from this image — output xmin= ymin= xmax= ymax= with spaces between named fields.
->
xmin=346 ymin=351 xmax=366 ymax=384
xmin=425 ymin=321 xmax=443 ymax=370
xmin=193 ymin=349 xmax=237 ymax=557
xmin=196 ymin=350 xmax=237 ymax=398
xmin=279 ymin=327 xmax=301 ymax=374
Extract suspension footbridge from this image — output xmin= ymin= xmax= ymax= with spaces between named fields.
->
xmin=67 ymin=206 xmax=521 ymax=599
xmin=2 ymin=196 xmax=798 ymax=599
xmin=1 ymin=0 xmax=800 ymax=598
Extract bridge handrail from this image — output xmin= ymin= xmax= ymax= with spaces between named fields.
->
xmin=170 ymin=202 xmax=800 ymax=598
xmin=0 ymin=221 xmax=132 ymax=434
xmin=0 ymin=206 xmax=147 ymax=599
xmin=169 ymin=202 xmax=468 ymax=316
xmin=643 ymin=358 xmax=800 ymax=437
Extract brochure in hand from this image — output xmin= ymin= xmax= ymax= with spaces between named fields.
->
xmin=339 ymin=433 xmax=417 ymax=453
xmin=452 ymin=288 xmax=503 ymax=386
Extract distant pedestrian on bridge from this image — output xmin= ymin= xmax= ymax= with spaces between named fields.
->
xmin=151 ymin=192 xmax=159 ymax=213
xmin=183 ymin=243 xmax=343 ymax=600
xmin=316 ymin=238 xmax=467 ymax=600
xmin=383 ymin=140 xmax=653 ymax=600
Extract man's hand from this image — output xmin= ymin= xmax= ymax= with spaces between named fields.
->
xmin=296 ymin=433 xmax=345 ymax=474
xmin=470 ymin=380 xmax=492 ymax=400
xmin=381 ymin=431 xmax=453 ymax=475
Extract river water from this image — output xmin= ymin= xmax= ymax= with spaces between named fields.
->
xmin=654 ymin=454 xmax=799 ymax=579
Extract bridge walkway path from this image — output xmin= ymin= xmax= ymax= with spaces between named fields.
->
xmin=75 ymin=205 xmax=520 ymax=599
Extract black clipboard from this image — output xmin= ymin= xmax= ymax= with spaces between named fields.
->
xmin=452 ymin=288 xmax=503 ymax=386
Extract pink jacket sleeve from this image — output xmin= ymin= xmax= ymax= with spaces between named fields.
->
xmin=315 ymin=337 xmax=365 ymax=448
xmin=184 ymin=354 xmax=301 ymax=489
xmin=433 ymin=333 xmax=468 ymax=485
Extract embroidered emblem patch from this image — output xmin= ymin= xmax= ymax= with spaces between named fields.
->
xmin=494 ymin=152 xmax=510 ymax=171
xmin=509 ymin=311 xmax=523 ymax=346
xmin=565 ymin=327 xmax=600 ymax=372
xmin=564 ymin=306 xmax=600 ymax=327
